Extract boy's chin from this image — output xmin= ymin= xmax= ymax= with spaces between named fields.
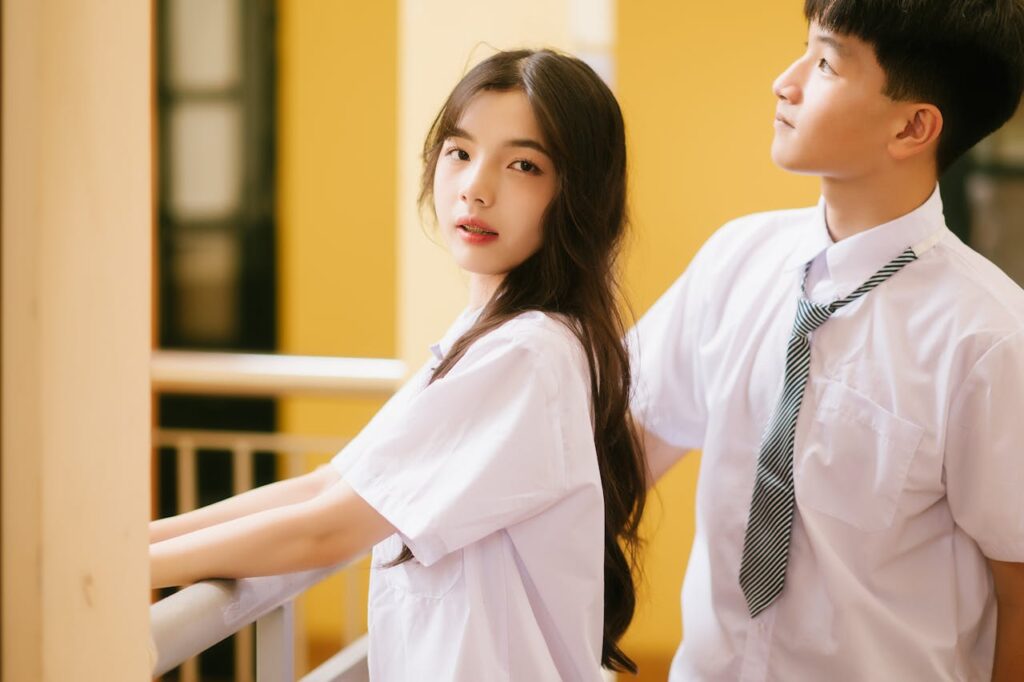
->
xmin=770 ymin=147 xmax=825 ymax=176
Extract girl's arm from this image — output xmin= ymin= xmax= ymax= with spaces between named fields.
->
xmin=150 ymin=478 xmax=395 ymax=588
xmin=149 ymin=465 xmax=338 ymax=544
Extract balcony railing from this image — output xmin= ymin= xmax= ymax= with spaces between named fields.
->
xmin=150 ymin=350 xmax=407 ymax=682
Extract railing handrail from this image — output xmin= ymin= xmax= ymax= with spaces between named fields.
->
xmin=151 ymin=349 xmax=406 ymax=397
xmin=153 ymin=428 xmax=349 ymax=456
xmin=150 ymin=350 xmax=392 ymax=678
xmin=150 ymin=561 xmax=359 ymax=677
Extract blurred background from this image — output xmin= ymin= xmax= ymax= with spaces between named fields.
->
xmin=150 ymin=1 xmax=1024 ymax=680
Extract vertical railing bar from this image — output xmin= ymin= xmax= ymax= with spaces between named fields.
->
xmin=176 ymin=437 xmax=200 ymax=682
xmin=233 ymin=440 xmax=254 ymax=495
xmin=293 ymin=595 xmax=308 ymax=678
xmin=236 ymin=625 xmax=255 ymax=682
xmin=344 ymin=563 xmax=364 ymax=646
xmin=287 ymin=452 xmax=307 ymax=677
xmin=176 ymin=437 xmax=197 ymax=513
xmin=257 ymin=602 xmax=295 ymax=682
xmin=234 ymin=440 xmax=255 ymax=682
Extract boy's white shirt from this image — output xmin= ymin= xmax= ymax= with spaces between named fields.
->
xmin=630 ymin=186 xmax=1024 ymax=682
xmin=331 ymin=308 xmax=606 ymax=682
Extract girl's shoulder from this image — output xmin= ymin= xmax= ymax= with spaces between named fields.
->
xmin=469 ymin=310 xmax=588 ymax=376
xmin=493 ymin=310 xmax=581 ymax=349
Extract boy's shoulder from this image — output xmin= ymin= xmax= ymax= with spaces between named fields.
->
xmin=690 ymin=204 xmax=820 ymax=273
xmin=926 ymin=232 xmax=1024 ymax=335
xmin=719 ymin=205 xmax=820 ymax=233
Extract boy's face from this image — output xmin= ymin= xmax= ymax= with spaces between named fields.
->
xmin=771 ymin=23 xmax=904 ymax=177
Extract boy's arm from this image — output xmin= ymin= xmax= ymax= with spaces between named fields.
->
xmin=989 ymin=558 xmax=1024 ymax=681
xmin=641 ymin=425 xmax=690 ymax=484
xmin=149 ymin=465 xmax=337 ymax=544
xmin=944 ymin=331 xmax=1024 ymax=679
xmin=150 ymin=477 xmax=393 ymax=588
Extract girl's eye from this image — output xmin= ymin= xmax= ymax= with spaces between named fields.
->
xmin=818 ymin=58 xmax=836 ymax=75
xmin=511 ymin=160 xmax=540 ymax=174
xmin=444 ymin=146 xmax=470 ymax=161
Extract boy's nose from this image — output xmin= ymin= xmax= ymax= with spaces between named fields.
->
xmin=772 ymin=65 xmax=802 ymax=105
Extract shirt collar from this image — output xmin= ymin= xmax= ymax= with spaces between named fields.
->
xmin=430 ymin=305 xmax=485 ymax=361
xmin=785 ymin=185 xmax=947 ymax=296
xmin=784 ymin=197 xmax=834 ymax=272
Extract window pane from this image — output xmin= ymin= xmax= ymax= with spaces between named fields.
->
xmin=169 ymin=101 xmax=242 ymax=221
xmin=168 ymin=0 xmax=240 ymax=91
xmin=172 ymin=229 xmax=240 ymax=344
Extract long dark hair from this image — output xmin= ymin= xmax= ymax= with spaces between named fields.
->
xmin=405 ymin=48 xmax=647 ymax=673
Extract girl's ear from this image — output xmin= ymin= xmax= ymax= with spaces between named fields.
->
xmin=889 ymin=104 xmax=942 ymax=162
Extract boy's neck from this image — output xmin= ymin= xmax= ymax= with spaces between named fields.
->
xmin=820 ymin=170 xmax=937 ymax=243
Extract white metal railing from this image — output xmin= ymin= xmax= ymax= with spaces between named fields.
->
xmin=151 ymin=349 xmax=405 ymax=397
xmin=150 ymin=566 xmax=368 ymax=681
xmin=150 ymin=351 xmax=406 ymax=682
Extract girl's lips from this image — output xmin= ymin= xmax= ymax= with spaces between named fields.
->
xmin=457 ymin=224 xmax=499 ymax=244
xmin=455 ymin=215 xmax=498 ymax=234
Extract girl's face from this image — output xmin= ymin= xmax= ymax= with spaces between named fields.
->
xmin=433 ymin=89 xmax=557 ymax=285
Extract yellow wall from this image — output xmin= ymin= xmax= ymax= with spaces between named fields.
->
xmin=276 ymin=0 xmax=398 ymax=666
xmin=616 ymin=2 xmax=818 ymax=677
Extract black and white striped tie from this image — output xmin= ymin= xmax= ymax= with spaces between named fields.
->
xmin=738 ymin=246 xmax=918 ymax=618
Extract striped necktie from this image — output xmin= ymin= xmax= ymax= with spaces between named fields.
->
xmin=738 ymin=246 xmax=918 ymax=618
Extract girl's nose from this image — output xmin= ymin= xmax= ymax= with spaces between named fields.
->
xmin=459 ymin=164 xmax=494 ymax=207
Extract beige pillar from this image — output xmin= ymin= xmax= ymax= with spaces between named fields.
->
xmin=2 ymin=1 xmax=152 ymax=680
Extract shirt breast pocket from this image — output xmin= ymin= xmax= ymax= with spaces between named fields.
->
xmin=374 ymin=534 xmax=464 ymax=599
xmin=795 ymin=380 xmax=924 ymax=532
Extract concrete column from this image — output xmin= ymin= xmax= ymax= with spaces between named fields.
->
xmin=2 ymin=1 xmax=152 ymax=679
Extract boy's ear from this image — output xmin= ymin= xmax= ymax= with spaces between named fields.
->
xmin=889 ymin=104 xmax=943 ymax=162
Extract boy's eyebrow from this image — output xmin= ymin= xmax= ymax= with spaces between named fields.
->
xmin=450 ymin=127 xmax=551 ymax=157
xmin=814 ymin=34 xmax=849 ymax=56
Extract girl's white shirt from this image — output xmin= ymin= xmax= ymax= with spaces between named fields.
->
xmin=331 ymin=308 xmax=605 ymax=682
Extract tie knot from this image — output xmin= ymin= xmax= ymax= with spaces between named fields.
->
xmin=793 ymin=298 xmax=832 ymax=337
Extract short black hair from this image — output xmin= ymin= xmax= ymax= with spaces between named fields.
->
xmin=805 ymin=0 xmax=1024 ymax=172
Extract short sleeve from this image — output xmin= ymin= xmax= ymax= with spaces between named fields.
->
xmin=945 ymin=330 xmax=1024 ymax=561
xmin=335 ymin=320 xmax=587 ymax=566
xmin=628 ymin=244 xmax=714 ymax=450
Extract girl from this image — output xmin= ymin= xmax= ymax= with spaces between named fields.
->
xmin=151 ymin=48 xmax=647 ymax=680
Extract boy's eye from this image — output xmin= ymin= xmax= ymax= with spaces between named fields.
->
xmin=817 ymin=58 xmax=836 ymax=75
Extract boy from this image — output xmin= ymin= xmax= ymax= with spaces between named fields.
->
xmin=631 ymin=1 xmax=1024 ymax=680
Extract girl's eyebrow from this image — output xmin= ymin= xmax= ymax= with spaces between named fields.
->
xmin=450 ymin=127 xmax=551 ymax=157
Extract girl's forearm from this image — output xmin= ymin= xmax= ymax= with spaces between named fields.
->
xmin=149 ymin=466 xmax=335 ymax=544
xmin=150 ymin=499 xmax=340 ymax=588
xmin=150 ymin=479 xmax=394 ymax=589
